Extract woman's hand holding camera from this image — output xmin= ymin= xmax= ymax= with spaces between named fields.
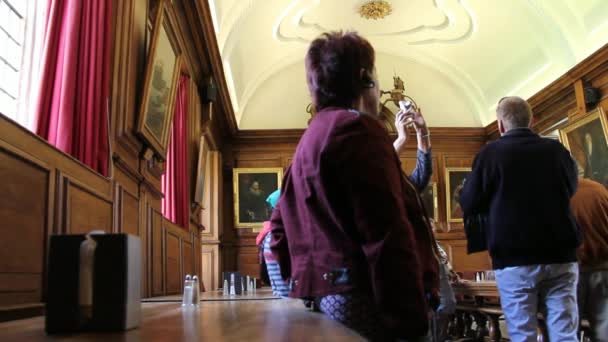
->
xmin=394 ymin=105 xmax=431 ymax=154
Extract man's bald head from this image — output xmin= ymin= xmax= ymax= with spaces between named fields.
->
xmin=496 ymin=96 xmax=533 ymax=132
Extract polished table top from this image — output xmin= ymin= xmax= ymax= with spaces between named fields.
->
xmin=0 ymin=291 xmax=364 ymax=342
xmin=451 ymin=280 xmax=499 ymax=297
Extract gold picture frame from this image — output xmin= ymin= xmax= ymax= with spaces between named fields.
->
xmin=420 ymin=182 xmax=438 ymax=222
xmin=233 ymin=168 xmax=283 ymax=228
xmin=136 ymin=0 xmax=183 ymax=160
xmin=558 ymin=107 xmax=608 ymax=186
xmin=445 ymin=167 xmax=471 ymax=223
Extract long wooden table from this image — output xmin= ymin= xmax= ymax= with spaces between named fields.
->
xmin=450 ymin=281 xmax=590 ymax=342
xmin=451 ymin=281 xmax=505 ymax=341
xmin=0 ymin=291 xmax=364 ymax=342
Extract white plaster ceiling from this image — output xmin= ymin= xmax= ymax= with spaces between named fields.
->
xmin=208 ymin=0 xmax=608 ymax=129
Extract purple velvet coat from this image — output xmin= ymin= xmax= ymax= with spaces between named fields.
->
xmin=270 ymin=107 xmax=437 ymax=338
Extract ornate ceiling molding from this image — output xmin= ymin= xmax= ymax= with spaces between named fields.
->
xmin=208 ymin=0 xmax=608 ymax=129
xmin=273 ymin=0 xmax=475 ymax=45
xmin=521 ymin=0 xmax=578 ymax=67
xmin=236 ymin=47 xmax=489 ymax=127
xmin=217 ymin=0 xmax=257 ymax=55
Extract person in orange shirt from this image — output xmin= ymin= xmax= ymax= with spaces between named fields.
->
xmin=571 ymin=178 xmax=608 ymax=341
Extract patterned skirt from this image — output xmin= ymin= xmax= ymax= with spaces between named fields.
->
xmin=319 ymin=292 xmax=389 ymax=341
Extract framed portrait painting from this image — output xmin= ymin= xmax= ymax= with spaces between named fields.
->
xmin=445 ymin=167 xmax=471 ymax=222
xmin=559 ymin=107 xmax=608 ymax=187
xmin=420 ymin=182 xmax=438 ymax=222
xmin=233 ymin=168 xmax=283 ymax=228
xmin=137 ymin=0 xmax=183 ymax=160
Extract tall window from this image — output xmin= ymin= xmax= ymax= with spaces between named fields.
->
xmin=0 ymin=0 xmax=25 ymax=122
xmin=0 ymin=0 xmax=45 ymax=130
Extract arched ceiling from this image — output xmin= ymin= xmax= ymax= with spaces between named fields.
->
xmin=208 ymin=0 xmax=608 ymax=129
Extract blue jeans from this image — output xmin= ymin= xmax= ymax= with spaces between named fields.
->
xmin=495 ymin=263 xmax=579 ymax=342
xmin=578 ymin=269 xmax=608 ymax=342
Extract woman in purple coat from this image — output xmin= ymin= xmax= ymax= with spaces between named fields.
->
xmin=270 ymin=31 xmax=438 ymax=341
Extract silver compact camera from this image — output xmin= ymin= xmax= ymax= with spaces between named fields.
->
xmin=399 ymin=100 xmax=413 ymax=113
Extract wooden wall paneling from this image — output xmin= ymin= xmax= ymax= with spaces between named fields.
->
xmin=193 ymin=231 xmax=201 ymax=288
xmin=200 ymin=151 xmax=222 ymax=289
xmin=56 ymin=172 xmax=113 ymax=235
xmin=115 ymin=181 xmax=148 ymax=296
xmin=221 ymin=245 xmax=235 ymax=273
xmin=0 ymin=118 xmax=113 ymax=193
xmin=440 ymin=240 xmax=492 ymax=272
xmin=117 ymin=184 xmax=140 ymax=236
xmin=110 ymin=0 xmax=147 ymax=162
xmin=191 ymin=0 xmax=238 ymax=136
xmin=574 ymin=79 xmax=587 ymax=115
xmin=588 ymin=61 xmax=608 ymax=97
xmin=200 ymin=150 xmax=214 ymax=238
xmin=214 ymin=152 xmax=224 ymax=287
xmin=235 ymin=236 xmax=259 ymax=280
xmin=164 ymin=220 xmax=191 ymax=295
xmin=399 ymin=155 xmax=439 ymax=183
xmin=486 ymin=45 xmax=608 ymax=140
xmin=200 ymin=244 xmax=218 ymax=291
xmin=533 ymin=87 xmax=577 ymax=136
xmin=165 ymin=229 xmax=181 ymax=294
xmin=233 ymin=153 xmax=282 ymax=168
xmin=182 ymin=240 xmax=194 ymax=279
xmin=150 ymin=207 xmax=164 ymax=296
xmin=221 ymin=159 xmax=237 ymax=275
xmin=169 ymin=1 xmax=201 ymax=82
xmin=0 ymin=141 xmax=54 ymax=306
xmin=284 ymin=156 xmax=293 ymax=167
xmin=443 ymin=155 xmax=475 ymax=168
xmin=201 ymin=151 xmax=222 ymax=240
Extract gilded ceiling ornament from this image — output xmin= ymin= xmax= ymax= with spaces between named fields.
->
xmin=359 ymin=0 xmax=393 ymax=20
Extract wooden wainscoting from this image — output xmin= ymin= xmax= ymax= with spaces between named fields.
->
xmin=438 ymin=239 xmax=492 ymax=272
xmin=200 ymin=151 xmax=222 ymax=290
xmin=165 ymin=229 xmax=182 ymax=294
xmin=201 ymin=244 xmax=218 ymax=291
xmin=56 ymin=172 xmax=114 ymax=235
xmin=0 ymin=112 xmax=202 ymax=311
xmin=0 ymin=115 xmax=114 ymax=308
xmin=149 ymin=207 xmax=165 ymax=296
xmin=0 ymin=139 xmax=52 ymax=306
xmin=163 ymin=219 xmax=199 ymax=295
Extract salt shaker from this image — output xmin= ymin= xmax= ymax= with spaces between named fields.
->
xmin=192 ymin=275 xmax=200 ymax=305
xmin=223 ymin=279 xmax=229 ymax=296
xmin=182 ymin=274 xmax=193 ymax=306
xmin=229 ymin=273 xmax=236 ymax=296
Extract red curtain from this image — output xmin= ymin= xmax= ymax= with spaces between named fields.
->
xmin=34 ymin=0 xmax=111 ymax=176
xmin=162 ymin=75 xmax=190 ymax=228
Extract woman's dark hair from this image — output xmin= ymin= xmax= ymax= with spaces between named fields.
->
xmin=305 ymin=31 xmax=375 ymax=111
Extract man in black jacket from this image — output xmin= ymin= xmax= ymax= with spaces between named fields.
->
xmin=459 ymin=96 xmax=581 ymax=342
